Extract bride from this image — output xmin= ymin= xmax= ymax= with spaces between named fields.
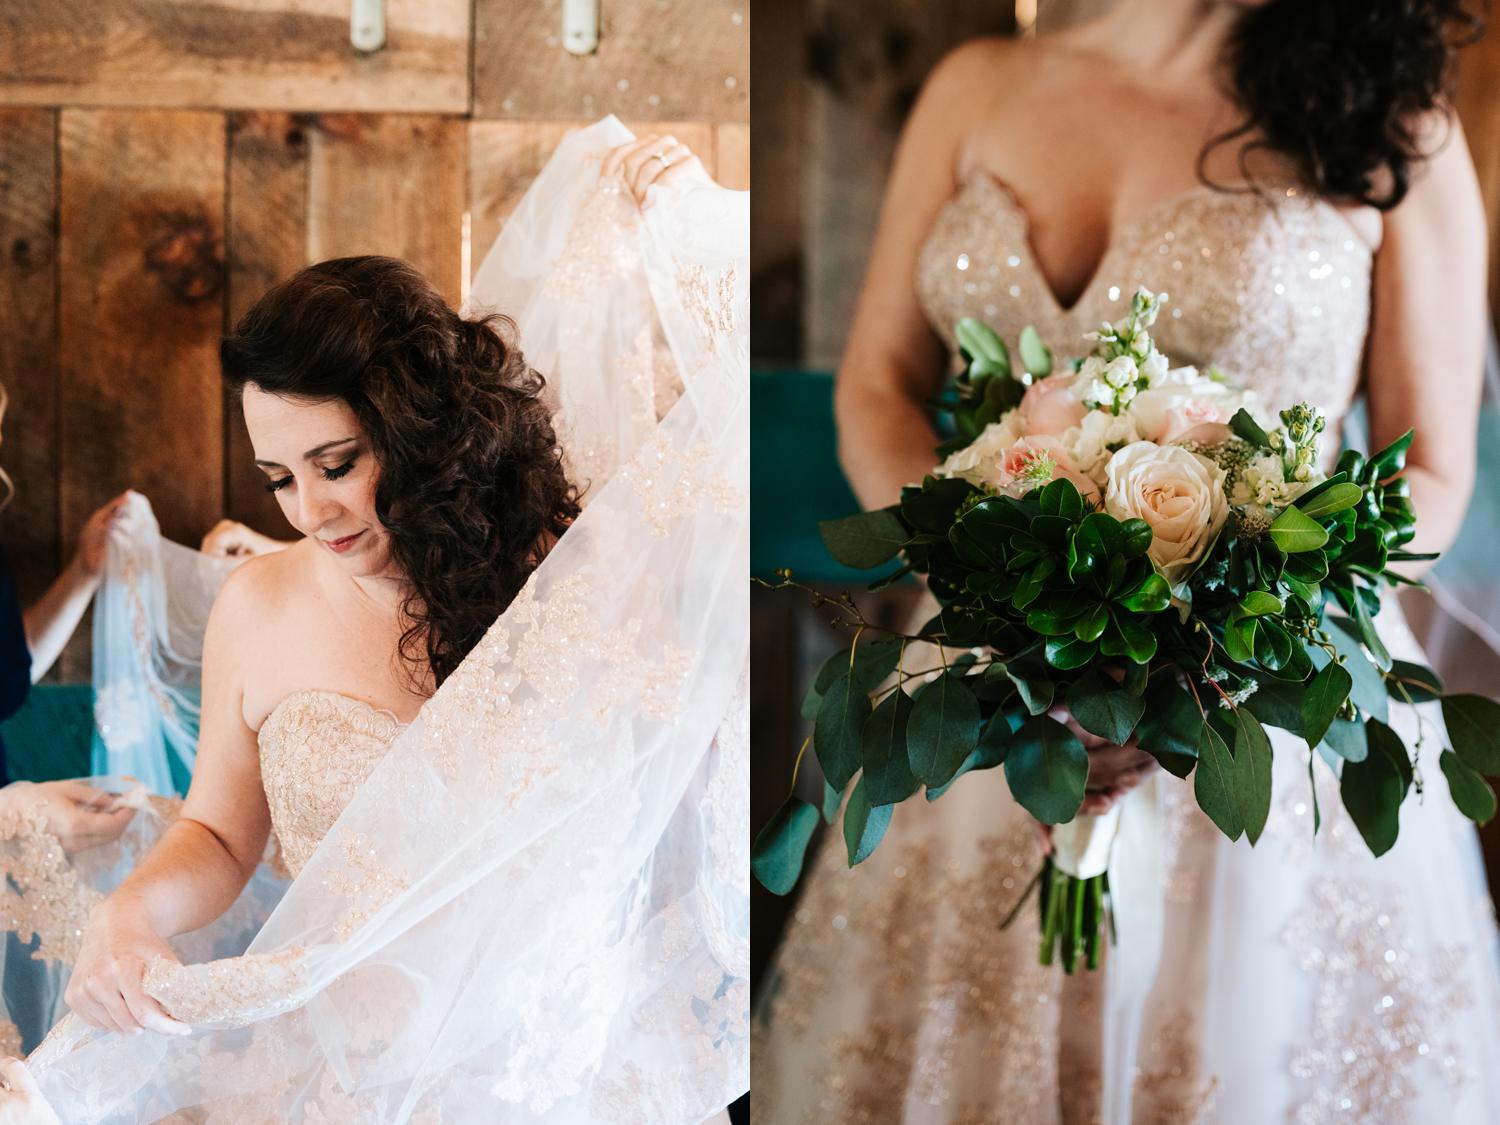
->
xmin=0 ymin=119 xmax=747 ymax=1122
xmin=754 ymin=0 xmax=1500 ymax=1121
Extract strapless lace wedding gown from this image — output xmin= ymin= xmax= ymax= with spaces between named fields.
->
xmin=752 ymin=176 xmax=1500 ymax=1124
xmin=258 ymin=690 xmax=406 ymax=879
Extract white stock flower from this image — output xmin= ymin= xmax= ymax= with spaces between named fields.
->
xmin=1063 ymin=410 xmax=1142 ymax=485
xmin=1103 ymin=355 xmax=1138 ymax=388
xmin=1104 ymin=441 xmax=1229 ymax=585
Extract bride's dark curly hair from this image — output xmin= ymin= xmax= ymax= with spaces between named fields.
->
xmin=221 ymin=255 xmax=579 ymax=689
xmin=1205 ymin=0 xmax=1485 ymax=209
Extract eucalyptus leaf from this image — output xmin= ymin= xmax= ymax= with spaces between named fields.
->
xmin=814 ymin=670 xmax=872 ymax=792
xmin=1442 ymin=694 xmax=1500 ymax=774
xmin=1004 ymin=714 xmax=1088 ymax=825
xmin=1008 ymin=661 xmax=1056 ymax=714
xmin=1367 ymin=718 xmax=1414 ymax=793
xmin=1324 ymin=619 xmax=1389 ymax=722
xmin=751 ymin=796 xmax=821 ymax=894
xmin=1233 ymin=710 xmax=1274 ymax=845
xmin=862 ymin=688 xmax=919 ymax=806
xmin=1302 ymin=661 xmax=1352 ymax=750
xmin=926 ymin=715 xmax=1012 ymax=801
xmin=844 ymin=778 xmax=896 ymax=864
xmin=820 ymin=509 xmax=909 ymax=569
xmin=1069 ymin=674 xmax=1146 ymax=745
xmin=1321 ymin=717 xmax=1369 ymax=763
xmin=1194 ymin=721 xmax=1243 ymax=841
xmin=1384 ymin=660 xmax=1443 ymax=704
xmin=1351 ymin=591 xmax=1391 ymax=672
xmin=1440 ymin=750 xmax=1498 ymax=824
xmin=1341 ymin=734 xmax=1405 ymax=857
xmin=1135 ymin=675 xmax=1203 ymax=776
xmin=908 ymin=672 xmax=983 ymax=788
xmin=821 ymin=776 xmax=843 ymax=824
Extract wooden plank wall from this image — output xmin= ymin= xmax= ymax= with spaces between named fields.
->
xmin=0 ymin=0 xmax=748 ymax=680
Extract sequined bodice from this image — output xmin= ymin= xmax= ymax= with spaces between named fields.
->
xmin=916 ymin=175 xmax=1375 ymax=427
xmin=258 ymin=689 xmax=407 ymax=878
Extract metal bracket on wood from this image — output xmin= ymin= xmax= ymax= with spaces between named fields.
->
xmin=351 ymin=0 xmax=386 ymax=53
xmin=563 ymin=0 xmax=600 ymax=56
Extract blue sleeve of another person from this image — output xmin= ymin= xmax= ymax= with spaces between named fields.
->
xmin=0 ymin=558 xmax=31 ymax=783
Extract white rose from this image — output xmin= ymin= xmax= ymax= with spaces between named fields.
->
xmin=1104 ymin=441 xmax=1229 ymax=585
xmin=1063 ymin=410 xmax=1142 ymax=485
xmin=937 ymin=412 xmax=1023 ymax=488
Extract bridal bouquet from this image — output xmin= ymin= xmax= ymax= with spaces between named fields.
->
xmin=754 ymin=288 xmax=1500 ymax=973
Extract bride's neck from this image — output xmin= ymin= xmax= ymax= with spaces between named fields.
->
xmin=1069 ymin=0 xmax=1241 ymax=89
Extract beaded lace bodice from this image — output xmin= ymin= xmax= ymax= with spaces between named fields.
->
xmin=258 ymin=689 xmax=407 ymax=878
xmin=916 ymin=174 xmax=1375 ymax=428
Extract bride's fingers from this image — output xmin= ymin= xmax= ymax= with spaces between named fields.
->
xmin=83 ymin=978 xmax=137 ymax=1034
xmin=121 ymin=979 xmax=190 ymax=1037
xmin=630 ymin=142 xmax=691 ymax=200
xmin=621 ymin=135 xmax=680 ymax=196
xmin=599 ymin=135 xmax=657 ymax=180
xmin=636 ymin=145 xmax=699 ymax=202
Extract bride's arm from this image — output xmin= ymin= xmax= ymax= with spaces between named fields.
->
xmin=65 ymin=561 xmax=273 ymax=1035
xmin=833 ymin=40 xmax=1006 ymax=510
xmin=1364 ymin=112 xmax=1487 ymax=568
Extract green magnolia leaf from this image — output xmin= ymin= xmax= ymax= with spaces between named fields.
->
xmin=1238 ymin=591 xmax=1283 ymax=617
xmin=1440 ymin=750 xmax=1498 ymax=824
xmin=908 ymin=672 xmax=983 ymax=788
xmin=1267 ymin=505 xmax=1330 ymax=554
xmin=1367 ymin=430 xmax=1414 ymax=480
xmin=1234 ymin=710 xmax=1274 ymax=845
xmin=814 ymin=671 xmax=872 ymax=792
xmin=1384 ymin=660 xmax=1444 ymax=704
xmin=1296 ymin=481 xmax=1364 ymax=519
xmin=1039 ymin=477 xmax=1085 ymax=521
xmin=1302 ymin=661 xmax=1352 ymax=751
xmin=1194 ymin=721 xmax=1243 ymax=841
xmin=1068 ymin=674 xmax=1146 ymax=745
xmin=819 ymin=509 xmax=908 ymax=569
xmin=1004 ymin=714 xmax=1088 ymax=825
xmin=1018 ymin=324 xmax=1054 ymax=377
xmin=843 ymin=778 xmax=896 ymax=864
xmin=1321 ymin=717 xmax=1369 ymax=762
xmin=1351 ymin=591 xmax=1391 ymax=673
xmin=1341 ymin=726 xmax=1406 ymax=857
xmin=1442 ymin=694 xmax=1500 ymax=774
xmin=862 ymin=688 xmax=919 ymax=806
xmin=1253 ymin=619 xmax=1294 ymax=672
xmin=1229 ymin=407 xmax=1271 ymax=448
xmin=1222 ymin=614 xmax=1256 ymax=664
xmin=1120 ymin=518 xmax=1153 ymax=558
xmin=1118 ymin=573 xmax=1171 ymax=614
xmin=751 ymin=796 xmax=821 ymax=894
xmin=926 ymin=715 xmax=1012 ymax=801
xmin=1045 ymin=635 xmax=1097 ymax=670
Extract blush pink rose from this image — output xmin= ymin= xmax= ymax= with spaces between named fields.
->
xmin=997 ymin=436 xmax=1101 ymax=504
xmin=1017 ymin=373 xmax=1087 ymax=437
xmin=1155 ymin=399 xmax=1231 ymax=444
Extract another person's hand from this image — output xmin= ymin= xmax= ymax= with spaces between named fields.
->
xmin=0 ymin=1058 xmax=61 ymax=1125
xmin=601 ymin=134 xmax=713 ymax=207
xmin=65 ymin=899 xmax=190 ymax=1036
xmin=7 ymin=781 xmax=135 ymax=855
xmin=199 ymin=520 xmax=288 ymax=562
xmin=74 ymin=491 xmax=133 ymax=580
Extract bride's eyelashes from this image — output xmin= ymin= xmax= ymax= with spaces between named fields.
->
xmin=261 ymin=459 xmax=358 ymax=494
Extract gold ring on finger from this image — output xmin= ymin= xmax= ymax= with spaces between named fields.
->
xmin=653 ymin=151 xmax=673 ymax=168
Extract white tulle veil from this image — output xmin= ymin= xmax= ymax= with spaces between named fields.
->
xmin=0 ymin=116 xmax=748 ymax=1123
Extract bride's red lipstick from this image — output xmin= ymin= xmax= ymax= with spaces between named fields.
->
xmin=324 ymin=531 xmax=364 ymax=554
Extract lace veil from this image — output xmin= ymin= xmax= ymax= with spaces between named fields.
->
xmin=0 ymin=116 xmax=749 ymax=1124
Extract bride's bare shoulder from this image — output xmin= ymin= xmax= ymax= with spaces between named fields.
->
xmin=208 ymin=538 xmax=319 ymax=627
xmin=919 ymin=34 xmax=1086 ymax=124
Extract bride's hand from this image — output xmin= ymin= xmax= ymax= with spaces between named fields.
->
xmin=4 ymin=781 xmax=134 ymax=855
xmin=600 ymin=134 xmax=712 ymax=207
xmin=66 ymin=900 xmax=190 ymax=1036
xmin=0 ymin=1058 xmax=60 ymax=1125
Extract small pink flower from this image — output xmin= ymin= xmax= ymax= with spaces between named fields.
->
xmin=997 ymin=436 xmax=1101 ymax=503
xmin=1156 ymin=399 xmax=1227 ymax=443
xmin=1018 ymin=373 xmax=1087 ymax=437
